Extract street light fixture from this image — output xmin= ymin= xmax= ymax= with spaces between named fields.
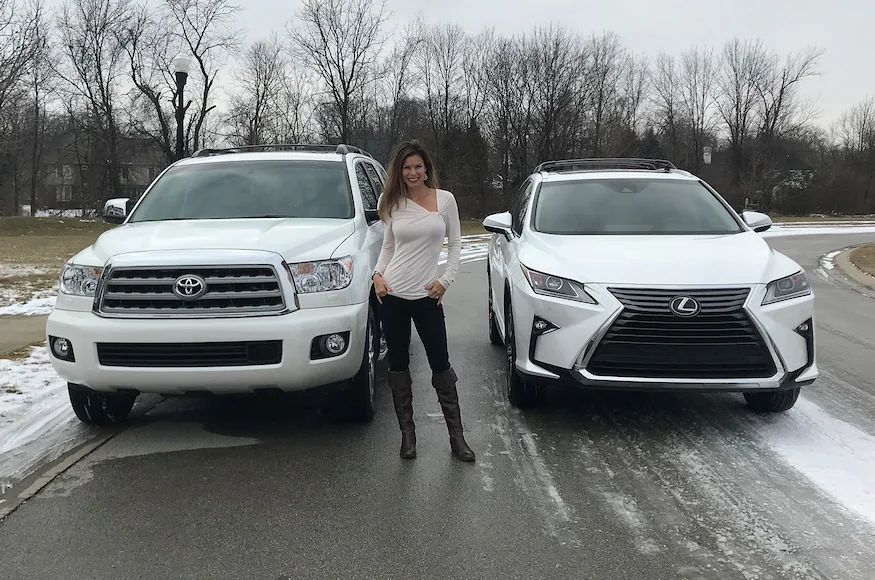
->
xmin=172 ymin=53 xmax=191 ymax=161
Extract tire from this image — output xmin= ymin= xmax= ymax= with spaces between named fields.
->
xmin=504 ymin=296 xmax=545 ymax=408
xmin=339 ymin=304 xmax=378 ymax=422
xmin=487 ymin=267 xmax=503 ymax=346
xmin=68 ymin=383 xmax=137 ymax=426
xmin=743 ymin=387 xmax=801 ymax=412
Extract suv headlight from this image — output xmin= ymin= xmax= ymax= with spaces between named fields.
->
xmin=762 ymin=271 xmax=811 ymax=305
xmin=520 ymin=264 xmax=596 ymax=303
xmin=286 ymin=256 xmax=354 ymax=293
xmin=60 ymin=264 xmax=103 ymax=297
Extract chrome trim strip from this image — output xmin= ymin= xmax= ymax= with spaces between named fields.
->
xmin=92 ymin=250 xmax=295 ymax=319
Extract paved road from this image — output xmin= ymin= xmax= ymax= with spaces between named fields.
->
xmin=1 ymin=233 xmax=874 ymax=580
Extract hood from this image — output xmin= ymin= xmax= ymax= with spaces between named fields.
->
xmin=75 ymin=218 xmax=356 ymax=265
xmin=519 ymin=231 xmax=794 ymax=286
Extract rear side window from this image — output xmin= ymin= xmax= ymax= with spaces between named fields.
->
xmin=355 ymin=163 xmax=378 ymax=210
xmin=129 ymin=160 xmax=353 ymax=222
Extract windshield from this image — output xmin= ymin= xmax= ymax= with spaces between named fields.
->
xmin=531 ymin=178 xmax=744 ymax=235
xmin=128 ymin=160 xmax=353 ymax=222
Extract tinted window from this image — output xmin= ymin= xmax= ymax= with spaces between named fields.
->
xmin=356 ymin=163 xmax=379 ymax=210
xmin=532 ymin=178 xmax=742 ymax=235
xmin=128 ymin=161 xmax=353 ymax=222
xmin=363 ymin=163 xmax=383 ymax=194
xmin=512 ymin=180 xmax=534 ymax=234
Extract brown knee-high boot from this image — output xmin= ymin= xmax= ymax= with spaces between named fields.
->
xmin=388 ymin=370 xmax=416 ymax=458
xmin=432 ymin=367 xmax=475 ymax=462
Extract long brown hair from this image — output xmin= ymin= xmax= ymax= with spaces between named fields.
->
xmin=378 ymin=140 xmax=440 ymax=221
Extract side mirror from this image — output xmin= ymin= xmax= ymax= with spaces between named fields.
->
xmin=364 ymin=209 xmax=380 ymax=224
xmin=742 ymin=210 xmax=772 ymax=233
xmin=483 ymin=212 xmax=513 ymax=239
xmin=103 ymin=198 xmax=129 ymax=224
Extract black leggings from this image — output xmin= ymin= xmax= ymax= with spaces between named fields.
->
xmin=380 ymin=295 xmax=451 ymax=373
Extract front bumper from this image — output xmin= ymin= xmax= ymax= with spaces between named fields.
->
xmin=45 ymin=301 xmax=369 ymax=394
xmin=509 ymin=279 xmax=817 ymax=393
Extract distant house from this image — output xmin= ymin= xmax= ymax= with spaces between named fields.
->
xmin=18 ymin=135 xmax=166 ymax=216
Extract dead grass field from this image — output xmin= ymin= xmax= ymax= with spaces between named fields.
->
xmin=0 ymin=218 xmax=114 ymax=305
xmin=772 ymin=215 xmax=875 ymax=223
xmin=0 ymin=341 xmax=43 ymax=362
xmin=849 ymin=244 xmax=875 ymax=277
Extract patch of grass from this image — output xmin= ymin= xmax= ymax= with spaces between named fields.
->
xmin=460 ymin=219 xmax=486 ymax=236
xmin=0 ymin=273 xmax=59 ymax=304
xmin=0 ymin=340 xmax=43 ymax=361
xmin=849 ymin=243 xmax=875 ymax=277
xmin=772 ymin=215 xmax=875 ymax=222
xmin=0 ymin=216 xmax=113 ymax=237
xmin=0 ymin=217 xmax=112 ymax=268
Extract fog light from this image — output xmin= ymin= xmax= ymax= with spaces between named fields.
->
xmin=796 ymin=322 xmax=810 ymax=333
xmin=49 ymin=336 xmax=75 ymax=361
xmin=324 ymin=333 xmax=346 ymax=355
xmin=532 ymin=316 xmax=558 ymax=335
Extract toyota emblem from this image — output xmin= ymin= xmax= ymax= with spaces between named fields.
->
xmin=669 ymin=295 xmax=701 ymax=317
xmin=173 ymin=274 xmax=207 ymax=300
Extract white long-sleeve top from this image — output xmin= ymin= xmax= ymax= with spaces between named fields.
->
xmin=374 ymin=189 xmax=462 ymax=300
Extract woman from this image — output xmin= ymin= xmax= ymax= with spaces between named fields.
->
xmin=372 ymin=140 xmax=475 ymax=462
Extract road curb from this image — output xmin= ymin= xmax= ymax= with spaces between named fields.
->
xmin=0 ymin=395 xmax=164 ymax=522
xmin=817 ymin=243 xmax=875 ymax=299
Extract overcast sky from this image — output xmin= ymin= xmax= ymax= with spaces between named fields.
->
xmin=240 ymin=0 xmax=868 ymax=128
xmin=46 ymin=0 xmax=870 ymax=128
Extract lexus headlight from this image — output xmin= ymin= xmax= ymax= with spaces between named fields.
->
xmin=762 ymin=271 xmax=811 ymax=305
xmin=60 ymin=264 xmax=103 ymax=297
xmin=286 ymin=256 xmax=354 ymax=293
xmin=521 ymin=264 xmax=596 ymax=304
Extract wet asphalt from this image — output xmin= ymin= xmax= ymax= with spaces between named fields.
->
xmin=1 ymin=233 xmax=874 ymax=580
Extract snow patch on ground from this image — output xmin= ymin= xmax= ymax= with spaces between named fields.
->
xmin=0 ymin=295 xmax=56 ymax=316
xmin=757 ymin=396 xmax=875 ymax=529
xmin=0 ymin=346 xmax=90 ymax=486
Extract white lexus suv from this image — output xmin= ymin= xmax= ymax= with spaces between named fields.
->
xmin=484 ymin=158 xmax=816 ymax=413
xmin=46 ymin=144 xmax=388 ymax=425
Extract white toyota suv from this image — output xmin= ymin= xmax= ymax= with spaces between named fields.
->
xmin=484 ymin=158 xmax=816 ymax=413
xmin=46 ymin=144 xmax=388 ymax=425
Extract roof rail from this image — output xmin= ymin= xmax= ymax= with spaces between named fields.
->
xmin=534 ymin=158 xmax=678 ymax=173
xmin=189 ymin=143 xmax=374 ymax=159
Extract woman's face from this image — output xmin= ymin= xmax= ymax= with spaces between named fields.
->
xmin=401 ymin=154 xmax=426 ymax=188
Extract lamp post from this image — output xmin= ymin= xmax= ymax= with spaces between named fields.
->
xmin=172 ymin=54 xmax=191 ymax=161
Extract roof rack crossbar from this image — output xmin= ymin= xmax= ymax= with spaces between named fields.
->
xmin=534 ymin=158 xmax=677 ymax=173
xmin=190 ymin=143 xmax=373 ymax=158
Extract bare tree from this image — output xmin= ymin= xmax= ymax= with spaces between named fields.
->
xmin=380 ymin=17 xmax=424 ymax=147
xmin=756 ymin=45 xmax=823 ymax=146
xmin=715 ymin=38 xmax=767 ymax=182
xmin=418 ymin=21 xmax=468 ymax=163
xmin=164 ymin=0 xmax=243 ymax=152
xmin=0 ymin=0 xmax=42 ymax=114
xmin=55 ymin=0 xmax=132 ymax=202
xmin=289 ymin=0 xmax=390 ymax=143
xmin=120 ymin=2 xmax=176 ymax=164
xmin=650 ymin=52 xmax=680 ymax=160
xmin=226 ymin=33 xmax=287 ymax=145
xmin=586 ymin=31 xmax=626 ymax=156
xmin=27 ymin=0 xmax=52 ymax=214
xmin=678 ymin=46 xmax=718 ymax=173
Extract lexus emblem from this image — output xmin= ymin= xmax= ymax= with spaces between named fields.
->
xmin=669 ymin=296 xmax=701 ymax=317
xmin=173 ymin=274 xmax=206 ymax=300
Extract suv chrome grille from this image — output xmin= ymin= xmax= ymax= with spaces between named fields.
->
xmin=586 ymin=287 xmax=777 ymax=379
xmin=96 ymin=265 xmax=287 ymax=317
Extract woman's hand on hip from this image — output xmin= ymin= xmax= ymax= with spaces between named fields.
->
xmin=425 ymin=280 xmax=446 ymax=305
xmin=373 ymin=273 xmax=391 ymax=303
